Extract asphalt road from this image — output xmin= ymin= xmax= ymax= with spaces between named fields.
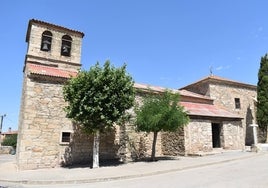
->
xmin=21 ymin=153 xmax=268 ymax=188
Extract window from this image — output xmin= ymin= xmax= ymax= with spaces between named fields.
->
xmin=61 ymin=132 xmax=71 ymax=143
xmin=40 ymin=31 xmax=52 ymax=52
xmin=235 ymin=98 xmax=241 ymax=109
xmin=61 ymin=35 xmax=72 ymax=57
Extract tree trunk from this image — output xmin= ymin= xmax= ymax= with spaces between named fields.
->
xmin=151 ymin=131 xmax=158 ymax=161
xmin=92 ymin=130 xmax=100 ymax=168
xmin=266 ymin=126 xmax=268 ymax=143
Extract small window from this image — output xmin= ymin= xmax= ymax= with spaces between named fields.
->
xmin=61 ymin=35 xmax=72 ymax=57
xmin=235 ymin=98 xmax=241 ymax=109
xmin=61 ymin=132 xmax=71 ymax=143
xmin=40 ymin=31 xmax=52 ymax=52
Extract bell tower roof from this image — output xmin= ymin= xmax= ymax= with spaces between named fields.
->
xmin=26 ymin=19 xmax=84 ymax=42
xmin=24 ymin=19 xmax=84 ymax=71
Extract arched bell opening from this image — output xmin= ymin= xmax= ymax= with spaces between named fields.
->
xmin=40 ymin=30 xmax=52 ymax=52
xmin=61 ymin=35 xmax=72 ymax=57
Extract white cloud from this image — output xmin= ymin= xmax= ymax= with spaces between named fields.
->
xmin=215 ymin=66 xmax=223 ymax=71
xmin=215 ymin=65 xmax=231 ymax=72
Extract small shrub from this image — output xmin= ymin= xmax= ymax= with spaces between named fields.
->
xmin=2 ymin=134 xmax=17 ymax=148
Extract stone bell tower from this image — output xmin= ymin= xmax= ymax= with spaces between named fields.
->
xmin=24 ymin=19 xmax=84 ymax=71
xmin=17 ymin=19 xmax=84 ymax=170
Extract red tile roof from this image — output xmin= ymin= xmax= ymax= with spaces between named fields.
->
xmin=179 ymin=89 xmax=212 ymax=101
xmin=1 ymin=131 xmax=18 ymax=135
xmin=181 ymin=75 xmax=256 ymax=90
xmin=26 ymin=19 xmax=84 ymax=42
xmin=27 ymin=63 xmax=78 ymax=79
xmin=180 ymin=101 xmax=241 ymax=119
xmin=134 ymin=83 xmax=178 ymax=93
xmin=27 ymin=66 xmax=239 ymax=119
xmin=134 ymin=83 xmax=212 ymax=101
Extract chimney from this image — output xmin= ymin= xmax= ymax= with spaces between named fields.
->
xmin=8 ymin=127 xmax=11 ymax=133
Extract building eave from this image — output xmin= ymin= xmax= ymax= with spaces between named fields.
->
xmin=26 ymin=19 xmax=84 ymax=42
xmin=26 ymin=63 xmax=78 ymax=79
xmin=134 ymin=83 xmax=213 ymax=103
xmin=180 ymin=101 xmax=242 ymax=120
xmin=180 ymin=75 xmax=257 ymax=90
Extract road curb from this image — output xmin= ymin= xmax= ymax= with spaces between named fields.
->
xmin=1 ymin=152 xmax=266 ymax=185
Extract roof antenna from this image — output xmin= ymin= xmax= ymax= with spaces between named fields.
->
xmin=209 ymin=66 xmax=213 ymax=76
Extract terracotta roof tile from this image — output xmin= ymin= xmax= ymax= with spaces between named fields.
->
xmin=27 ymin=63 xmax=78 ymax=79
xmin=179 ymin=89 xmax=212 ymax=100
xmin=180 ymin=101 xmax=241 ymax=119
xmin=26 ymin=66 xmax=239 ymax=119
xmin=180 ymin=75 xmax=256 ymax=90
xmin=134 ymin=83 xmax=211 ymax=101
xmin=134 ymin=83 xmax=178 ymax=93
xmin=1 ymin=131 xmax=18 ymax=135
xmin=31 ymin=19 xmax=84 ymax=36
xmin=26 ymin=19 xmax=84 ymax=42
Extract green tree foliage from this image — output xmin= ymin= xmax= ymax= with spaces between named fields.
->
xmin=63 ymin=61 xmax=135 ymax=167
xmin=257 ymin=54 xmax=268 ymax=141
xmin=2 ymin=134 xmax=17 ymax=148
xmin=135 ymin=91 xmax=189 ymax=161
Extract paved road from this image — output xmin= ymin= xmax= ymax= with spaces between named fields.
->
xmin=0 ymin=154 xmax=15 ymax=163
xmin=20 ymin=153 xmax=268 ymax=188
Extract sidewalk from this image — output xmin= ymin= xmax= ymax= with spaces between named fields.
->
xmin=0 ymin=150 xmax=266 ymax=186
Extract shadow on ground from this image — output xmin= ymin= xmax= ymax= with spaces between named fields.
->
xmin=133 ymin=156 xmax=180 ymax=163
xmin=64 ymin=159 xmax=124 ymax=169
xmin=64 ymin=156 xmax=180 ymax=169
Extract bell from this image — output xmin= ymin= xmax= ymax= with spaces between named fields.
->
xmin=42 ymin=40 xmax=50 ymax=51
xmin=42 ymin=43 xmax=49 ymax=50
xmin=62 ymin=45 xmax=69 ymax=53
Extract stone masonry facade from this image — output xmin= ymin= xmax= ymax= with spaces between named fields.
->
xmin=181 ymin=76 xmax=257 ymax=146
xmin=17 ymin=19 xmax=256 ymax=170
xmin=17 ymin=20 xmax=164 ymax=169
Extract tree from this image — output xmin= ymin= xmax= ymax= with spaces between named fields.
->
xmin=63 ymin=61 xmax=135 ymax=168
xmin=135 ymin=91 xmax=189 ymax=161
xmin=2 ymin=134 xmax=17 ymax=148
xmin=257 ymin=54 xmax=268 ymax=142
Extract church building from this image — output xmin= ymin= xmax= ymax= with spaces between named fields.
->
xmin=16 ymin=19 xmax=257 ymax=170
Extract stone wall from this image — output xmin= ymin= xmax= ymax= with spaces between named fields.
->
xmin=17 ymin=20 xmax=168 ymax=170
xmin=27 ymin=23 xmax=82 ymax=71
xmin=17 ymin=75 xmax=127 ymax=169
xmin=183 ymin=118 xmax=244 ymax=155
xmin=123 ymin=95 xmax=163 ymax=160
xmin=184 ymin=119 xmax=213 ymax=155
xmin=17 ymin=74 xmax=250 ymax=170
xmin=161 ymin=126 xmax=185 ymax=156
xmin=17 ymin=81 xmax=165 ymax=170
xmin=208 ymin=83 xmax=256 ymax=146
xmin=222 ymin=121 xmax=244 ymax=150
xmin=60 ymin=126 xmax=121 ymax=166
xmin=0 ymin=146 xmax=14 ymax=154
xmin=18 ymin=75 xmax=248 ymax=170
xmin=125 ymin=121 xmax=162 ymax=161
xmin=183 ymin=80 xmax=257 ymax=146
xmin=17 ymin=76 xmax=74 ymax=169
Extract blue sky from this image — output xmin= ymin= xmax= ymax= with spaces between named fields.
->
xmin=1 ymin=0 xmax=268 ymax=131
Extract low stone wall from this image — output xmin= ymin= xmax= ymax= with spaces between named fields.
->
xmin=161 ymin=127 xmax=185 ymax=156
xmin=125 ymin=124 xmax=162 ymax=161
xmin=184 ymin=119 xmax=213 ymax=155
xmin=222 ymin=121 xmax=244 ymax=150
xmin=0 ymin=146 xmax=14 ymax=154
